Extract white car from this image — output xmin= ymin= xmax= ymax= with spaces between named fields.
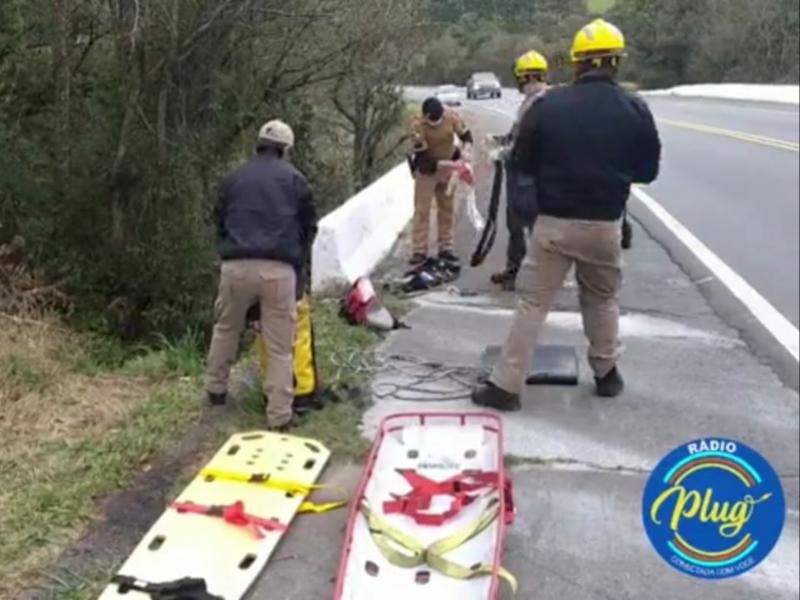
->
xmin=434 ymin=85 xmax=462 ymax=106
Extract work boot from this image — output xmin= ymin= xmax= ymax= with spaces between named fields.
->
xmin=595 ymin=366 xmax=625 ymax=398
xmin=471 ymin=381 xmax=521 ymax=412
xmin=292 ymin=395 xmax=324 ymax=415
xmin=264 ymin=394 xmax=324 ymax=415
xmin=409 ymin=253 xmax=427 ymax=267
xmin=269 ymin=419 xmax=296 ymax=433
xmin=490 ymin=266 xmax=518 ymax=290
xmin=501 ymin=275 xmax=517 ymax=291
xmin=438 ymin=249 xmax=460 ymax=265
xmin=207 ymin=391 xmax=227 ymax=406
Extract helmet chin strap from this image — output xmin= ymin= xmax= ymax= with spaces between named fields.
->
xmin=426 ymin=116 xmax=444 ymax=127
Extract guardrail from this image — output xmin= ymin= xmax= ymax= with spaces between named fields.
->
xmin=312 ymin=163 xmax=414 ymax=291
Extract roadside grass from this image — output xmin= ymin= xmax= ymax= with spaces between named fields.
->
xmin=0 ymin=353 xmax=51 ymax=400
xmin=0 ymin=292 xmax=395 ymax=597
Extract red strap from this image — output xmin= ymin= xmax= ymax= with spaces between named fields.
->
xmin=503 ymin=478 xmax=516 ymax=526
xmin=170 ymin=500 xmax=287 ymax=539
xmin=382 ymin=470 xmax=500 ymax=526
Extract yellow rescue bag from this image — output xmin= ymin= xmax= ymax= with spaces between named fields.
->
xmin=254 ymin=293 xmax=317 ymax=400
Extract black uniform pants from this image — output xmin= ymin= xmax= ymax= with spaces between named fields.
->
xmin=505 ymin=162 xmax=535 ymax=271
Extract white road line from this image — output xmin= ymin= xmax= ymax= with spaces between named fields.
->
xmin=632 ymin=187 xmax=800 ymax=361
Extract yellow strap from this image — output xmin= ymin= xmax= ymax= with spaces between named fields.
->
xmin=300 ymin=500 xmax=349 ymax=514
xmin=363 ymin=503 xmax=427 ymax=569
xmin=201 ymin=468 xmax=347 ymax=514
xmin=361 ymin=499 xmax=518 ymax=595
xmin=202 ymin=468 xmax=318 ymax=495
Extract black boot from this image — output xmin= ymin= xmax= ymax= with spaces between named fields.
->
xmin=269 ymin=419 xmax=296 ymax=433
xmin=438 ymin=249 xmax=460 ymax=265
xmin=293 ymin=395 xmax=324 ymax=414
xmin=471 ymin=381 xmax=521 ymax=412
xmin=490 ymin=269 xmax=509 ymax=285
xmin=264 ymin=394 xmax=323 ymax=415
xmin=501 ymin=266 xmax=519 ymax=291
xmin=490 ymin=265 xmax=518 ymax=288
xmin=207 ymin=391 xmax=227 ymax=406
xmin=409 ymin=253 xmax=427 ymax=267
xmin=595 ymin=367 xmax=625 ymax=398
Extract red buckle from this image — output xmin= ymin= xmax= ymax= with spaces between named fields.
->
xmin=382 ymin=469 xmax=500 ymax=526
xmin=171 ymin=500 xmax=287 ymax=538
xmin=503 ymin=478 xmax=516 ymax=526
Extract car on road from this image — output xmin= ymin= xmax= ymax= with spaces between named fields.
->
xmin=434 ymin=84 xmax=462 ymax=106
xmin=466 ymin=72 xmax=502 ymax=100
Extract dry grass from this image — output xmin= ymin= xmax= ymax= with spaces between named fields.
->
xmin=0 ymin=316 xmax=145 ymax=447
xmin=0 ymin=315 xmax=202 ymax=597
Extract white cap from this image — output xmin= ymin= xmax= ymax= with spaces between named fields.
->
xmin=257 ymin=119 xmax=295 ymax=149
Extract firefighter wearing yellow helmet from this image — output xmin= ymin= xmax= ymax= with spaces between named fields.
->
xmin=513 ymin=50 xmax=549 ymax=90
xmin=571 ymin=18 xmax=626 ymax=66
xmin=472 ymin=19 xmax=662 ymax=410
xmin=490 ymin=49 xmax=551 ymax=290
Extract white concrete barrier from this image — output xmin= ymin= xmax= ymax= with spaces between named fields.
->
xmin=312 ymin=162 xmax=414 ymax=291
xmin=644 ymin=83 xmax=800 ymax=105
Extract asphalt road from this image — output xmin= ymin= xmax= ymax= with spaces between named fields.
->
xmin=644 ymin=97 xmax=800 ymax=327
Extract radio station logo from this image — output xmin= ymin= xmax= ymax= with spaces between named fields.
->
xmin=642 ymin=438 xmax=785 ymax=579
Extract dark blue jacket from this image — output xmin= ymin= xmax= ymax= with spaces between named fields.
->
xmin=512 ymin=73 xmax=661 ymax=221
xmin=215 ymin=153 xmax=317 ymax=268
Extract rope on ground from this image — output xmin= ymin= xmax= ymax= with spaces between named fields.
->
xmin=371 ymin=353 xmax=484 ymax=403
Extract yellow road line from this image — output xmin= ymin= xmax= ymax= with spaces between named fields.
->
xmin=658 ymin=118 xmax=799 ymax=152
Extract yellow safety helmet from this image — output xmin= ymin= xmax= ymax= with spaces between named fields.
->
xmin=513 ymin=50 xmax=549 ymax=80
xmin=571 ymin=18 xmax=626 ymax=63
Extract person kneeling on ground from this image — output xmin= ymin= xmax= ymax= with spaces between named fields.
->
xmin=491 ymin=49 xmax=550 ymax=291
xmin=408 ymin=97 xmax=474 ymax=268
xmin=472 ymin=18 xmax=661 ymax=411
xmin=204 ymin=120 xmax=317 ymax=432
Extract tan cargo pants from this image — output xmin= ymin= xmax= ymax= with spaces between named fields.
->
xmin=205 ymin=259 xmax=297 ymax=427
xmin=491 ymin=215 xmax=623 ymax=394
xmin=412 ymin=172 xmax=455 ymax=255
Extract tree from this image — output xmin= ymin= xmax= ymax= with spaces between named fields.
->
xmin=332 ymin=0 xmax=427 ymax=190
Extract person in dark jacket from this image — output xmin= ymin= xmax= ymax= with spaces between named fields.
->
xmin=491 ymin=49 xmax=550 ymax=291
xmin=205 ymin=120 xmax=317 ymax=431
xmin=472 ymin=18 xmax=661 ymax=411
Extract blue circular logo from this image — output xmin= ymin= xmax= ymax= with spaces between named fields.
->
xmin=642 ymin=438 xmax=785 ymax=579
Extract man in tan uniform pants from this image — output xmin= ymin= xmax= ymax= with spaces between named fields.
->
xmin=472 ymin=19 xmax=661 ymax=411
xmin=205 ymin=120 xmax=317 ymax=431
xmin=409 ymin=97 xmax=474 ymax=266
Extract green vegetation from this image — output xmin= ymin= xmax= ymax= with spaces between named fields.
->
xmin=0 ymin=354 xmax=51 ymax=400
xmin=0 ymin=0 xmax=422 ymax=340
xmin=418 ymin=0 xmax=800 ymax=88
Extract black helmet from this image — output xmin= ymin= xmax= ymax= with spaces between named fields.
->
xmin=422 ymin=97 xmax=444 ymax=122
